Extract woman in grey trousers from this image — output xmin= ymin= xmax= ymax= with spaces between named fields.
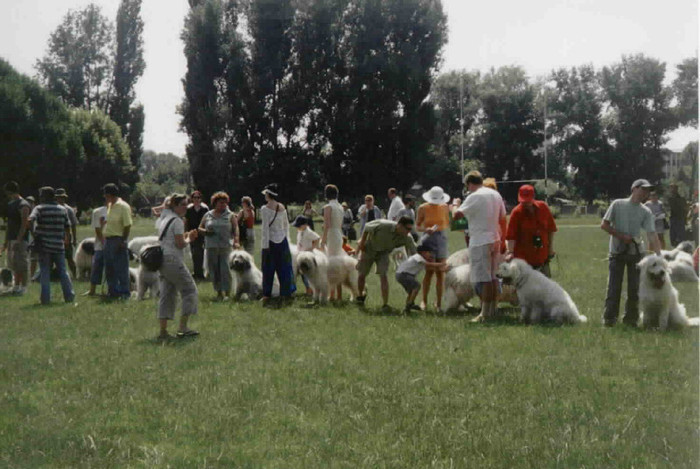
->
xmin=199 ymin=191 xmax=239 ymax=300
xmin=157 ymin=194 xmax=199 ymax=339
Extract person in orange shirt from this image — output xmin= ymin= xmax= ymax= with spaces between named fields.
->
xmin=505 ymin=185 xmax=557 ymax=277
xmin=415 ymin=186 xmax=450 ymax=311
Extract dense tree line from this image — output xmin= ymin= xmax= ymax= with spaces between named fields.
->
xmin=35 ymin=1 xmax=145 ymax=181
xmin=180 ymin=0 xmax=447 ymax=202
xmin=425 ymin=54 xmax=698 ymax=203
xmin=0 ymin=58 xmax=133 ymax=212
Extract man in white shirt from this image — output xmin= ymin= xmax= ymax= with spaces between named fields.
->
xmin=386 ymin=188 xmax=405 ymax=222
xmin=455 ymin=170 xmax=506 ymax=322
xmin=84 ymin=206 xmax=108 ymax=296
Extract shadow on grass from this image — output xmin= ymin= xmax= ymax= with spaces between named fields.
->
xmin=18 ymin=301 xmax=70 ymax=311
xmin=136 ymin=335 xmax=200 ymax=347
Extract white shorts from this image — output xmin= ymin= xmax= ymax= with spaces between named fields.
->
xmin=468 ymin=243 xmax=500 ymax=284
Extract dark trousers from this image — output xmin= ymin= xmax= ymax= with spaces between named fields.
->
xmin=104 ymin=237 xmax=130 ymax=299
xmin=670 ymin=219 xmax=685 ymax=247
xmin=603 ymin=253 xmax=642 ymax=325
xmin=190 ymin=241 xmax=205 ymax=279
xmin=261 ymin=238 xmax=296 ymax=298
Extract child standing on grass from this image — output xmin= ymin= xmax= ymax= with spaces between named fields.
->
xmin=294 ymin=215 xmax=320 ymax=296
xmin=395 ymin=245 xmax=449 ymax=314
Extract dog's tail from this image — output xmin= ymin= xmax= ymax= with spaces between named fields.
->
xmin=687 ymin=317 xmax=700 ymax=327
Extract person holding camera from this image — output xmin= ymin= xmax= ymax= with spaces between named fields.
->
xmin=504 ymin=184 xmax=557 ymax=278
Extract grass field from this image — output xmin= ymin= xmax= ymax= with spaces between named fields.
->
xmin=1 ymin=215 xmax=698 ymax=468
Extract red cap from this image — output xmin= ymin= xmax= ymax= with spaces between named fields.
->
xmin=518 ymin=185 xmax=535 ymax=203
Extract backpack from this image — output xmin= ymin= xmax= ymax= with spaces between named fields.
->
xmin=140 ymin=217 xmax=178 ymax=271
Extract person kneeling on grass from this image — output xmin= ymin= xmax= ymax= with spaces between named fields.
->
xmin=396 ymin=245 xmax=450 ymax=314
xmin=157 ymin=194 xmax=200 ymax=340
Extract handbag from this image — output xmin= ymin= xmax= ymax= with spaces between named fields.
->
xmin=140 ymin=217 xmax=178 ymax=271
xmin=449 ymin=211 xmax=467 ymax=232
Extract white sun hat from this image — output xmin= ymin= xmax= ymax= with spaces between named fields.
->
xmin=422 ymin=186 xmax=450 ymax=205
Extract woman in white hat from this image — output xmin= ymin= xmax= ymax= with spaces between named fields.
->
xmin=415 ymin=186 xmax=451 ymax=311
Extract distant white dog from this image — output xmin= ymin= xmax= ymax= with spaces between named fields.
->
xmin=440 ymin=263 xmax=518 ymax=313
xmin=327 ymin=254 xmax=360 ymax=300
xmin=637 ymin=254 xmax=699 ymax=330
xmin=297 ymin=250 xmax=330 ymax=303
xmin=446 ymin=248 xmax=470 ymax=268
xmin=496 ymin=259 xmax=587 ymax=324
xmin=74 ymin=237 xmax=96 ymax=280
xmin=229 ymin=250 xmax=264 ymax=300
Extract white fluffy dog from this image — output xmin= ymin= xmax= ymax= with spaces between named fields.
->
xmin=496 ymin=259 xmax=587 ymax=324
xmin=229 ymin=249 xmax=265 ymax=300
xmin=440 ymin=263 xmax=518 ymax=313
xmin=327 ymin=254 xmax=360 ymax=300
xmin=297 ymin=250 xmax=330 ymax=303
xmin=661 ymin=242 xmax=698 ymax=282
xmin=446 ymin=248 xmax=470 ymax=268
xmin=637 ymin=254 xmax=699 ymax=330
xmin=74 ymin=237 xmax=96 ymax=280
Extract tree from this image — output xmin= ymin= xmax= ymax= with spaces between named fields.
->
xmin=672 ymin=56 xmax=698 ymax=128
xmin=600 ymin=54 xmax=677 ymax=197
xmin=466 ymin=66 xmax=543 ymax=201
xmin=0 ymin=58 xmax=133 ymax=211
xmin=548 ymin=65 xmax=612 ymax=203
xmin=35 ymin=4 xmax=114 ymax=111
xmin=111 ymin=0 xmax=146 ymax=172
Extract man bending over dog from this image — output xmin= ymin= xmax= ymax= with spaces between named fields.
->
xmin=356 ymin=216 xmax=417 ymax=309
xmin=454 ymin=170 xmax=506 ymax=322
xmin=601 ymin=178 xmax=661 ymax=327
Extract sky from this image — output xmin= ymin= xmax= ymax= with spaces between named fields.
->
xmin=0 ymin=0 xmax=697 ymax=155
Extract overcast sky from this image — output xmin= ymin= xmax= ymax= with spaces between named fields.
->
xmin=1 ymin=0 xmax=697 ymax=155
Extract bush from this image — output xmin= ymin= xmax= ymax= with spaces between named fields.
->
xmin=593 ymin=199 xmax=610 ymax=218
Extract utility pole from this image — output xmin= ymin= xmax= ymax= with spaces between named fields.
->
xmin=543 ymin=90 xmax=548 ymax=205
xmin=460 ymin=73 xmax=465 ymax=186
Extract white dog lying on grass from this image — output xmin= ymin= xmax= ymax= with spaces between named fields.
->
xmin=637 ymin=254 xmax=699 ymax=330
xmin=496 ymin=259 xmax=587 ymax=324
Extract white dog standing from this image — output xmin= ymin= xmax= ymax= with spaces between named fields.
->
xmin=297 ymin=250 xmax=330 ymax=303
xmin=74 ymin=237 xmax=96 ymax=280
xmin=637 ymin=254 xmax=699 ymax=330
xmin=496 ymin=259 xmax=587 ymax=324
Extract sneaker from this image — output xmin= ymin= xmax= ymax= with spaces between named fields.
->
xmin=408 ymin=304 xmax=422 ymax=312
xmin=81 ymin=291 xmax=96 ymax=297
xmin=354 ymin=295 xmax=366 ymax=305
xmin=177 ymin=329 xmax=200 ymax=338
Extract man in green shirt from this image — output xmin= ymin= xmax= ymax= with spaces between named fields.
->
xmin=102 ymin=183 xmax=133 ymax=299
xmin=356 ymin=216 xmax=416 ymax=308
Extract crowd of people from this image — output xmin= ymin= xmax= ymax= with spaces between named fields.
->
xmin=2 ymin=172 xmax=698 ymax=338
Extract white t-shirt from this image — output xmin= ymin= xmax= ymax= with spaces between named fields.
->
xmin=458 ymin=187 xmax=505 ymax=247
xmin=159 ymin=216 xmax=186 ymax=260
xmin=396 ymin=253 xmax=426 ymax=276
xmin=90 ymin=206 xmax=108 ymax=251
xmin=261 ymin=204 xmax=290 ymax=249
xmin=297 ymin=228 xmax=320 ymax=251
xmin=387 ymin=196 xmax=405 ymax=222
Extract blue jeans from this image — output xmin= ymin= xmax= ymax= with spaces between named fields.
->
xmin=39 ymin=251 xmax=74 ymax=304
xmin=104 ymin=237 xmax=130 ymax=299
xmin=90 ymin=250 xmax=105 ymax=286
xmin=261 ymin=238 xmax=297 ymax=298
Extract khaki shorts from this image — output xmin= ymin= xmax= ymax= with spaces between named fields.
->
xmin=468 ymin=243 xmax=500 ymax=284
xmin=8 ymin=240 xmax=29 ymax=275
xmin=357 ymin=250 xmax=391 ymax=276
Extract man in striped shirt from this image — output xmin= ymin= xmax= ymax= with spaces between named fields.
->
xmin=28 ymin=187 xmax=75 ymax=304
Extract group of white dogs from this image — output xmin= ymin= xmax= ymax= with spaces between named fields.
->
xmin=65 ymin=234 xmax=700 ymax=330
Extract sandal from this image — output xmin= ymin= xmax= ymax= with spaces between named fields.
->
xmin=177 ymin=329 xmax=200 ymax=338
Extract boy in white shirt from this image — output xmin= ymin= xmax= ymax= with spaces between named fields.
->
xmin=396 ymin=245 xmax=449 ymax=314
xmin=84 ymin=206 xmax=108 ymax=296
xmin=294 ymin=216 xmax=320 ymax=295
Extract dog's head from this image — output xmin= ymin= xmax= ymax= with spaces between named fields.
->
xmin=80 ymin=239 xmax=95 ymax=256
xmin=297 ymin=251 xmax=317 ymax=275
xmin=496 ymin=259 xmax=531 ymax=286
xmin=637 ymin=254 xmax=670 ymax=289
xmin=676 ymin=241 xmax=695 ymax=255
xmin=229 ymin=250 xmax=254 ymax=272
xmin=0 ymin=268 xmax=13 ymax=287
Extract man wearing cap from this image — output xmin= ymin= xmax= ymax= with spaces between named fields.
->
xmin=600 ymin=179 xmax=661 ymax=327
xmin=55 ymin=188 xmax=78 ymax=278
xmin=505 ymin=185 xmax=557 ymax=277
xmin=454 ymin=170 xmax=506 ymax=322
xmin=356 ymin=216 xmax=417 ymax=308
xmin=102 ymin=183 xmax=133 ymax=300
xmin=1 ymin=181 xmax=31 ymax=295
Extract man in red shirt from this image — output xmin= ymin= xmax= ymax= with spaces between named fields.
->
xmin=505 ymin=185 xmax=557 ymax=277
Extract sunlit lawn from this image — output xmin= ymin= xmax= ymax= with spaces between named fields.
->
xmin=1 ymin=215 xmax=697 ymax=468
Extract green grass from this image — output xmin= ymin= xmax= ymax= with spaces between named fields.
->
xmin=1 ymin=217 xmax=698 ymax=468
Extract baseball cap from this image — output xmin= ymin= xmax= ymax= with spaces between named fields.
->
xmin=518 ymin=185 xmax=535 ymax=203
xmin=631 ymin=179 xmax=654 ymax=190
